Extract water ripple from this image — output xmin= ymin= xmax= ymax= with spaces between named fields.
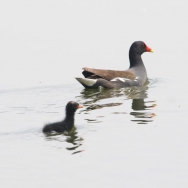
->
xmin=76 ymin=78 xmax=157 ymax=125
xmin=44 ymin=127 xmax=84 ymax=155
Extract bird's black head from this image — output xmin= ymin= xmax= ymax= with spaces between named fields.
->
xmin=130 ymin=41 xmax=153 ymax=55
xmin=66 ymin=101 xmax=83 ymax=116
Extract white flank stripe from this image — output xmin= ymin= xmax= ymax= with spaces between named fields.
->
xmin=111 ymin=77 xmax=130 ymax=82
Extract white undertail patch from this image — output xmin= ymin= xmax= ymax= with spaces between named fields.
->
xmin=75 ymin=78 xmax=97 ymax=86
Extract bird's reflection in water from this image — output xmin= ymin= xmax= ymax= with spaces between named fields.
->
xmin=128 ymin=81 xmax=157 ymax=124
xmin=65 ymin=127 xmax=84 ymax=154
xmin=77 ymin=79 xmax=157 ymax=124
xmin=44 ymin=127 xmax=84 ymax=155
xmin=77 ymin=87 xmax=130 ymax=113
xmin=131 ymin=99 xmax=156 ymax=124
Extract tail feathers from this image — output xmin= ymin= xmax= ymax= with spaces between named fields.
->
xmin=42 ymin=124 xmax=52 ymax=133
xmin=75 ymin=78 xmax=97 ymax=87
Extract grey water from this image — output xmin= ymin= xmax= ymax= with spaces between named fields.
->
xmin=1 ymin=0 xmax=188 ymax=188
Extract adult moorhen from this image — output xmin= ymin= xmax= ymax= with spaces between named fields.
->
xmin=75 ymin=41 xmax=153 ymax=89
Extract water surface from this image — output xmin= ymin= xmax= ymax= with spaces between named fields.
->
xmin=1 ymin=0 xmax=188 ymax=187
xmin=1 ymin=77 xmax=188 ymax=187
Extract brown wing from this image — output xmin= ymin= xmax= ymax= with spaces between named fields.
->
xmin=82 ymin=67 xmax=136 ymax=81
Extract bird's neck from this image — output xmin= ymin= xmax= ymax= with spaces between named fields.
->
xmin=129 ymin=52 xmax=144 ymax=68
xmin=65 ymin=113 xmax=75 ymax=123
xmin=64 ymin=114 xmax=75 ymax=130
